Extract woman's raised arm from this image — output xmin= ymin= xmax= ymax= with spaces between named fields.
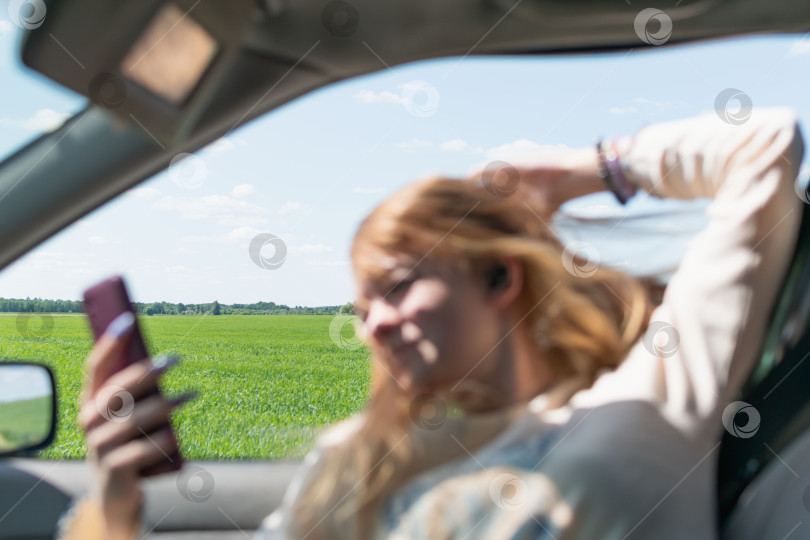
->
xmin=574 ymin=108 xmax=804 ymax=443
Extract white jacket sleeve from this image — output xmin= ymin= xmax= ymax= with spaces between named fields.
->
xmin=574 ymin=108 xmax=804 ymax=445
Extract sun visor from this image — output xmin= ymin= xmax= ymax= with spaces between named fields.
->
xmin=20 ymin=0 xmax=255 ymax=146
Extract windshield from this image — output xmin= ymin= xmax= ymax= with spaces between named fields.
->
xmin=1 ymin=27 xmax=809 ymax=459
xmin=0 ymin=22 xmax=85 ymax=159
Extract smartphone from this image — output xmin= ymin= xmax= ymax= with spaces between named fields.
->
xmin=83 ymin=275 xmax=149 ymax=373
xmin=83 ymin=275 xmax=182 ymax=476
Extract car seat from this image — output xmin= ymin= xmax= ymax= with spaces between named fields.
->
xmin=717 ymin=187 xmax=810 ymax=532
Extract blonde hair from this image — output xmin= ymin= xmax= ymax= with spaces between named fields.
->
xmin=287 ymin=176 xmax=655 ymax=539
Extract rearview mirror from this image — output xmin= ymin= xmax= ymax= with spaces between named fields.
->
xmin=0 ymin=363 xmax=56 ymax=457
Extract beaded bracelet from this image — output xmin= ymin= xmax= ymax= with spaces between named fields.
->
xmin=596 ymin=139 xmax=637 ymax=205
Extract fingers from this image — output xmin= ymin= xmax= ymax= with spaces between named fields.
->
xmin=79 ymin=310 xmax=194 ymax=486
xmin=79 ymin=355 xmax=180 ymax=432
xmin=85 ymin=392 xmax=193 ymax=459
xmin=85 ymin=312 xmax=138 ymax=399
xmin=140 ymin=450 xmax=182 ymax=478
xmin=101 ymin=426 xmax=180 ymax=477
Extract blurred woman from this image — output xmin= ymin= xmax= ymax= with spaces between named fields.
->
xmin=61 ymin=108 xmax=804 ymax=540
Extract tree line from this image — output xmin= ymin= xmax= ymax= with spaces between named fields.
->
xmin=0 ymin=297 xmax=354 ymax=316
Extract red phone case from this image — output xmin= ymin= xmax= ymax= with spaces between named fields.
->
xmin=83 ymin=275 xmax=182 ymax=476
xmin=83 ymin=275 xmax=150 ymax=373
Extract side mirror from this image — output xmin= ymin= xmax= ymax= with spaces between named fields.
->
xmin=0 ymin=363 xmax=56 ymax=457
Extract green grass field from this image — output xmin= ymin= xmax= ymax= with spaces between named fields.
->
xmin=0 ymin=313 xmax=371 ymax=460
xmin=0 ymin=395 xmax=52 ymax=451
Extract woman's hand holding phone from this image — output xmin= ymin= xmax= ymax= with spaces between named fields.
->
xmin=78 ymin=312 xmax=194 ymax=539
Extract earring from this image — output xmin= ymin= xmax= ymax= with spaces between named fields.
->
xmin=534 ymin=315 xmax=551 ymax=350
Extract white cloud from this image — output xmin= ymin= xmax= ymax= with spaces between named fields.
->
xmin=396 ymin=138 xmax=433 ymax=153
xmin=465 ymin=140 xmax=573 ymax=176
xmin=136 ymin=259 xmax=160 ymax=275
xmin=354 ymin=89 xmax=402 ymax=104
xmin=654 ymin=221 xmax=680 ymax=231
xmin=440 ymin=139 xmax=469 ymax=151
xmin=87 ymin=235 xmax=119 ymax=245
xmin=165 ymin=265 xmax=197 ymax=274
xmin=632 ymin=97 xmax=682 ymax=111
xmin=789 ymin=40 xmax=810 ymax=56
xmin=608 ymin=106 xmax=637 ymax=114
xmin=353 ymin=187 xmax=384 ymax=194
xmin=182 ymin=226 xmax=264 ymax=244
xmin=203 ymin=137 xmax=237 ymax=154
xmin=482 ymin=140 xmax=571 ymax=163
xmin=231 ymin=184 xmax=255 ymax=198
xmin=559 ymin=204 xmax=624 ymax=219
xmin=277 ymin=201 xmax=308 ymax=214
xmin=22 ymin=250 xmax=95 ymax=274
xmin=0 ymin=20 xmax=13 ymax=35
xmin=151 ymin=195 xmax=268 ymax=226
xmin=0 ymin=109 xmax=71 ymax=132
xmin=291 ymin=244 xmax=332 ymax=255
xmin=235 ymin=274 xmax=262 ymax=281
xmin=306 ymin=260 xmax=350 ymax=266
xmin=21 ymin=109 xmax=71 ymax=131
xmin=128 ymin=186 xmax=162 ymax=199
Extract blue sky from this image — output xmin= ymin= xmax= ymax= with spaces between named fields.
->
xmin=0 ymin=364 xmax=51 ymax=402
xmin=0 ymin=12 xmax=809 ymax=306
